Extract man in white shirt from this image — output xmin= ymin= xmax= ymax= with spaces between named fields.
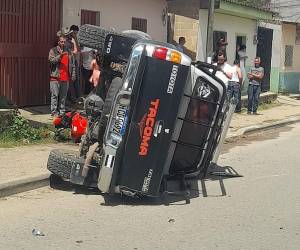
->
xmin=213 ymin=53 xmax=233 ymax=86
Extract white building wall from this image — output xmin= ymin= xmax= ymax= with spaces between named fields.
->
xmin=62 ymin=0 xmax=167 ymax=42
xmin=198 ymin=12 xmax=257 ymax=67
xmin=259 ymin=22 xmax=282 ymax=69
xmin=281 ymin=23 xmax=300 ymax=72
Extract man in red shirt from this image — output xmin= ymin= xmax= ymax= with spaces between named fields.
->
xmin=48 ymin=34 xmax=76 ymax=116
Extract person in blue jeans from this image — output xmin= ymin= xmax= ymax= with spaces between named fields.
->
xmin=227 ymin=60 xmax=243 ymax=109
xmin=247 ymin=57 xmax=264 ymax=115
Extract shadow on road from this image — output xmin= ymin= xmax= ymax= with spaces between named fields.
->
xmin=49 ymin=164 xmax=243 ymax=206
xmin=49 ymin=175 xmax=101 ymax=196
xmin=200 ymin=164 xmax=243 ymax=197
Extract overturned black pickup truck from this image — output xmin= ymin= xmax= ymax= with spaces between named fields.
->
xmin=47 ymin=25 xmax=234 ymax=202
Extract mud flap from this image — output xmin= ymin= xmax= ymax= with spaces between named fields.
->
xmin=70 ymin=161 xmax=86 ymax=185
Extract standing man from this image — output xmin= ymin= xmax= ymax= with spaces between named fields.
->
xmin=81 ymin=47 xmax=95 ymax=95
xmin=48 ymin=34 xmax=76 ymax=116
xmin=214 ymin=53 xmax=233 ymax=87
xmin=70 ymin=25 xmax=81 ymax=100
xmin=61 ymin=26 xmax=80 ymax=104
xmin=237 ymin=45 xmax=247 ymax=84
xmin=176 ymin=37 xmax=186 ymax=53
xmin=247 ymin=57 xmax=264 ymax=115
xmin=213 ymin=38 xmax=228 ymax=63
xmin=236 ymin=45 xmax=247 ymax=112
xmin=228 ymin=60 xmax=243 ymax=109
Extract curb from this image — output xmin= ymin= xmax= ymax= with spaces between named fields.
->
xmin=228 ymin=116 xmax=300 ymax=139
xmin=0 ymin=173 xmax=50 ymax=198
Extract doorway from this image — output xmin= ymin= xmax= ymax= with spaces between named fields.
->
xmin=236 ymin=35 xmax=247 ymax=61
xmin=256 ymin=27 xmax=273 ymax=92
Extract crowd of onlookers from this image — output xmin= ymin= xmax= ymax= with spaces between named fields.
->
xmin=48 ymin=25 xmax=100 ymax=117
xmin=177 ymin=36 xmax=265 ymax=115
xmin=213 ymin=39 xmax=264 ymax=115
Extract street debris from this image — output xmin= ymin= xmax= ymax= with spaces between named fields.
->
xmin=32 ymin=229 xmax=45 ymax=237
xmin=168 ymin=218 xmax=175 ymax=223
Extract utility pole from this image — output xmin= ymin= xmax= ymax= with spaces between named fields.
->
xmin=206 ymin=0 xmax=215 ymax=63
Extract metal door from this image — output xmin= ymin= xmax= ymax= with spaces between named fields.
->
xmin=0 ymin=0 xmax=61 ymax=107
xmin=256 ymin=27 xmax=273 ymax=92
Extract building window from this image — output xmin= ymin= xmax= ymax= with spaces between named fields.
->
xmin=81 ymin=10 xmax=100 ymax=26
xmin=284 ymin=45 xmax=293 ymax=67
xmin=213 ymin=31 xmax=227 ymax=52
xmin=132 ymin=17 xmax=147 ymax=33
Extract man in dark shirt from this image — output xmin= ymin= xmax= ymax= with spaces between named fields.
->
xmin=247 ymin=57 xmax=264 ymax=114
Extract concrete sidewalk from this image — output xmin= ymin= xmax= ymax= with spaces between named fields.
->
xmin=228 ymin=94 xmax=300 ymax=137
xmin=0 ymin=143 xmax=77 ymax=198
xmin=1 ymin=94 xmax=300 ymax=197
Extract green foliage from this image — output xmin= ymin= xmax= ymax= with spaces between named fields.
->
xmin=0 ymin=111 xmax=53 ymax=146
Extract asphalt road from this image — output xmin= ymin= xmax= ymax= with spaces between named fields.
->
xmin=1 ymin=124 xmax=300 ymax=250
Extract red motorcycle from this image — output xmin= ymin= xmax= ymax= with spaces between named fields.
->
xmin=53 ymin=112 xmax=87 ymax=143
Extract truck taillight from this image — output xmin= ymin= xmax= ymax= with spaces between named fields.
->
xmin=153 ymin=47 xmax=168 ymax=60
xmin=153 ymin=47 xmax=182 ymax=64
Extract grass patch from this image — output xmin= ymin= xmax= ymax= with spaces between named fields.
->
xmin=258 ymin=99 xmax=281 ymax=110
xmin=239 ymin=100 xmax=281 ymax=113
xmin=0 ymin=111 xmax=55 ymax=148
xmin=0 ymin=132 xmax=54 ymax=148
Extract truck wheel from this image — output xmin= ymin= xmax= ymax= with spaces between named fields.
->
xmin=78 ymin=24 xmax=113 ymax=51
xmin=97 ymin=77 xmax=123 ymax=145
xmin=47 ymin=149 xmax=84 ymax=180
xmin=122 ymin=30 xmax=151 ymax=40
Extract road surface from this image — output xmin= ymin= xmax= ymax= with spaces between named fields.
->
xmin=1 ymin=123 xmax=300 ymax=250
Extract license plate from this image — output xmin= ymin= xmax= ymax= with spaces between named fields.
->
xmin=112 ymin=104 xmax=128 ymax=136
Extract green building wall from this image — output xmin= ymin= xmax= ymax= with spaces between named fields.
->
xmin=279 ymin=72 xmax=300 ymax=93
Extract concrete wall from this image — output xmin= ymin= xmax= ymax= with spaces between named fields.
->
xmin=198 ymin=12 xmax=257 ymax=66
xmin=279 ymin=23 xmax=300 ymax=93
xmin=167 ymin=0 xmax=200 ymax=59
xmin=62 ymin=0 xmax=167 ymax=42
xmin=281 ymin=23 xmax=300 ymax=72
xmin=198 ymin=12 xmax=258 ymax=95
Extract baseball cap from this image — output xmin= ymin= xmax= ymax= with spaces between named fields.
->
xmin=56 ymin=27 xmax=73 ymax=36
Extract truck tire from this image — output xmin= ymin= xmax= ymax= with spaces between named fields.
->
xmin=121 ymin=30 xmax=151 ymax=40
xmin=78 ymin=24 xmax=113 ymax=50
xmin=47 ymin=149 xmax=84 ymax=180
xmin=97 ymin=77 xmax=123 ymax=145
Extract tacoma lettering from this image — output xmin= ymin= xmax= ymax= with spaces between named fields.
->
xmin=139 ymin=99 xmax=160 ymax=156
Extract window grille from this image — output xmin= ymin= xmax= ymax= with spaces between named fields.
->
xmin=284 ymin=45 xmax=293 ymax=67
xmin=132 ymin=17 xmax=147 ymax=33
